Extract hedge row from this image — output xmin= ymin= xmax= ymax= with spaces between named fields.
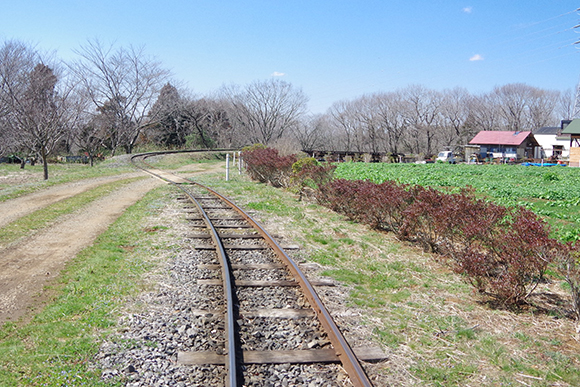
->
xmin=317 ymin=179 xmax=563 ymax=304
xmin=242 ymin=147 xmax=580 ymax=314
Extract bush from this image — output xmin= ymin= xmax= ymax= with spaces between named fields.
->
xmin=354 ymin=180 xmax=411 ymax=232
xmin=453 ymin=207 xmax=556 ymax=304
xmin=316 ymin=178 xmax=557 ymax=305
xmin=291 ymin=158 xmax=336 ymax=200
xmin=247 ymin=153 xmax=572 ymax=307
xmin=556 ymin=242 xmax=580 ymax=323
xmin=242 ymin=146 xmax=297 ymax=188
xmin=316 ymin=179 xmax=369 ymax=220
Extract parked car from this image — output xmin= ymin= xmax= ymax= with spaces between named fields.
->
xmin=436 ymin=151 xmax=456 ymax=164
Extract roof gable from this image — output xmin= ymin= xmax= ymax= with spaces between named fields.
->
xmin=469 ymin=131 xmax=534 ymax=146
xmin=562 ymin=119 xmax=580 ymax=135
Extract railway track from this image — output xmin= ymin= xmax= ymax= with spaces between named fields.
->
xmin=126 ymin=151 xmax=383 ymax=386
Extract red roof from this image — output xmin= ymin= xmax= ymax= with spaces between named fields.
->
xmin=469 ymin=131 xmax=533 ymax=146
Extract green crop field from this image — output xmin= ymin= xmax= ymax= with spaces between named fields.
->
xmin=334 ymin=163 xmax=580 ymax=241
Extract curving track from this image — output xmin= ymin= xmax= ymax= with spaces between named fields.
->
xmin=130 ymin=151 xmax=379 ymax=386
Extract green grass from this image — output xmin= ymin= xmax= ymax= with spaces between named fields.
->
xmin=2 ymin=153 xmax=579 ymax=386
xmin=0 ymin=184 xmax=173 ymax=386
xmin=0 ymin=177 xmax=145 ymax=248
xmin=142 ymin=151 xmax=227 ymax=170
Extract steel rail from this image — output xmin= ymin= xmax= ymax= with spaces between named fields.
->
xmin=181 ymin=189 xmax=239 ymax=387
xmin=131 ymin=153 xmax=240 ymax=386
xmin=191 ymin=181 xmax=374 ymax=387
xmin=131 ymin=151 xmax=373 ymax=387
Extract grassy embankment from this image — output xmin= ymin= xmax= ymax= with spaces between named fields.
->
xmin=196 ymin=160 xmax=580 ymax=386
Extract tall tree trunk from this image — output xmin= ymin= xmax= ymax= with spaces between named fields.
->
xmin=41 ymin=148 xmax=49 ymax=180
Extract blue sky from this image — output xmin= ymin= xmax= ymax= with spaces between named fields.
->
xmin=1 ymin=1 xmax=579 ymax=113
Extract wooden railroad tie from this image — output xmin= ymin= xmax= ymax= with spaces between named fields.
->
xmin=196 ymin=278 xmax=335 ymax=286
xmin=192 ymin=243 xmax=300 ymax=250
xmin=177 ymin=347 xmax=387 ymax=365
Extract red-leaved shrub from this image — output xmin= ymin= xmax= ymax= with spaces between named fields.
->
xmin=242 ymin=147 xmax=297 ymax=188
xmin=316 ymin=177 xmax=559 ymax=305
xmin=291 ymin=158 xmax=336 ymax=200
xmin=249 ymin=152 xmax=568 ymax=307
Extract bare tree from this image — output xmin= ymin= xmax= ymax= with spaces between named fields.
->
xmin=374 ymin=91 xmax=410 ymax=154
xmin=148 ymin=86 xmax=232 ymax=149
xmin=491 ymin=83 xmax=557 ymax=131
xmin=292 ymin=113 xmax=329 ymax=152
xmin=353 ymin=95 xmax=382 ymax=154
xmin=402 ymin=85 xmax=442 ymax=155
xmin=70 ymin=39 xmax=170 ymax=154
xmin=526 ymin=88 xmax=559 ymax=129
xmin=15 ymin=63 xmax=79 ymax=179
xmin=328 ymin=99 xmax=361 ymax=151
xmin=185 ymin=98 xmax=232 ymax=149
xmin=223 ymin=79 xmax=308 ymax=146
xmin=0 ymin=40 xmax=81 ymax=179
xmin=0 ymin=40 xmax=39 ymax=161
xmin=438 ymin=87 xmax=472 ymax=149
xmin=557 ymin=88 xmax=575 ymax=121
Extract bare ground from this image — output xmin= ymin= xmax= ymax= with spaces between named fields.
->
xmin=0 ymin=176 xmax=164 ymax=323
xmin=0 ymin=172 xmax=143 ymax=229
xmin=0 ymin=161 xmax=226 ymax=324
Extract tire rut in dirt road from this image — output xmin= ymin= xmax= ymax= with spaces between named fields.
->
xmin=0 ymin=172 xmax=143 ymax=229
xmin=0 ymin=176 xmax=164 ymax=324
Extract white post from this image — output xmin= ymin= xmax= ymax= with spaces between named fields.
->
xmin=226 ymin=153 xmax=230 ymax=181
xmin=238 ymin=151 xmax=242 ymax=174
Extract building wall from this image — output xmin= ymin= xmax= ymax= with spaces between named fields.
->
xmin=534 ymin=134 xmax=570 ymax=158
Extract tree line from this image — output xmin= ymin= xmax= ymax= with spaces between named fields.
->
xmin=0 ymin=38 xmax=574 ymax=179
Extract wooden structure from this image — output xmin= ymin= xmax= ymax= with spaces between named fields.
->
xmin=561 ymin=119 xmax=580 ymax=167
xmin=303 ymin=150 xmax=413 ymax=163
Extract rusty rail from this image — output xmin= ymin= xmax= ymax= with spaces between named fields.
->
xmin=131 ymin=151 xmax=373 ymax=387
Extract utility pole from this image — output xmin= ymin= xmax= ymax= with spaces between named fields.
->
xmin=573 ymin=14 xmax=580 ymax=117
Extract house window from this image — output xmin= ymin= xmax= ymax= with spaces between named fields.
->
xmin=553 ymin=145 xmax=563 ymax=158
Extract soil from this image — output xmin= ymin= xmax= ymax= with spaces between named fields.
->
xmin=0 ymin=172 xmax=143 ymax=229
xmin=0 ymin=162 xmax=226 ymax=324
xmin=0 ymin=176 xmax=164 ymax=323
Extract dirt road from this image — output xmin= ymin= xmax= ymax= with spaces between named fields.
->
xmin=0 ymin=161 xmax=226 ymax=324
xmin=0 ymin=173 xmax=143 ymax=229
xmin=0 ymin=176 xmax=163 ymax=323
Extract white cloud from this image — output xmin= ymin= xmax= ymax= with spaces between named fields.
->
xmin=463 ymin=7 xmax=472 ymax=13
xmin=469 ymin=54 xmax=483 ymax=61
xmin=271 ymin=72 xmax=285 ymax=77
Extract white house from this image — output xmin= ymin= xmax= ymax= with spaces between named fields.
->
xmin=533 ymin=122 xmax=571 ymax=159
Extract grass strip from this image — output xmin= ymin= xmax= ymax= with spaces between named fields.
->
xmin=0 ymin=177 xmax=145 ymax=249
xmin=141 ymin=152 xmax=227 ymax=170
xmin=0 ymin=184 xmax=172 ymax=386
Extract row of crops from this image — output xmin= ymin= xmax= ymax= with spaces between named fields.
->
xmin=333 ymin=163 xmax=580 ymax=241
